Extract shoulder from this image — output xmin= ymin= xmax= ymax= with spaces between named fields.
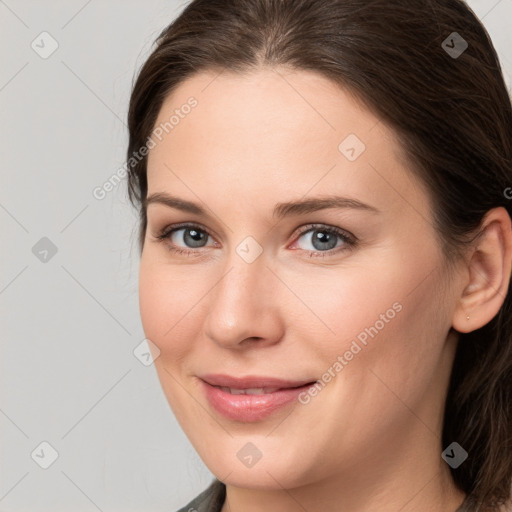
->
xmin=175 ymin=479 xmax=226 ymax=512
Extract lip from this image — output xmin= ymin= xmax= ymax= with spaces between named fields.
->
xmin=199 ymin=374 xmax=318 ymax=422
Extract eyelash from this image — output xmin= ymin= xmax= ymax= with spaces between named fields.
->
xmin=153 ymin=222 xmax=357 ymax=258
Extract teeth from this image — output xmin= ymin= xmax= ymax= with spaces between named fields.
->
xmin=219 ymin=386 xmax=281 ymax=395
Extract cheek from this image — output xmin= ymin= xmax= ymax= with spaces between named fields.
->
xmin=285 ymin=262 xmax=404 ymax=351
xmin=292 ymin=265 xmax=447 ymax=456
xmin=338 ymin=265 xmax=449 ymax=415
xmin=139 ymin=262 xmax=165 ymax=343
xmin=138 ymin=260 xmax=203 ymax=417
xmin=138 ymin=258 xmax=196 ymax=356
xmin=294 ymin=254 xmax=446 ymax=388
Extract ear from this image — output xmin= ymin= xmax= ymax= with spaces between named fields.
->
xmin=452 ymin=207 xmax=512 ymax=334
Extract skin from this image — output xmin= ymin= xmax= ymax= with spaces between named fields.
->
xmin=139 ymin=67 xmax=512 ymax=511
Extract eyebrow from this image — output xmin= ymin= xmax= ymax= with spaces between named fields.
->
xmin=144 ymin=192 xmax=380 ymax=219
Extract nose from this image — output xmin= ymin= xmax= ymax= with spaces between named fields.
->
xmin=202 ymin=247 xmax=284 ymax=350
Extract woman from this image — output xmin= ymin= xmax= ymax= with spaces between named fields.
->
xmin=125 ymin=0 xmax=512 ymax=510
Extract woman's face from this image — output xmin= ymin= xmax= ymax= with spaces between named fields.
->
xmin=139 ymin=68 xmax=461 ymax=491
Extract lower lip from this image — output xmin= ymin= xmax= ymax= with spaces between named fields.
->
xmin=200 ymin=380 xmax=316 ymax=422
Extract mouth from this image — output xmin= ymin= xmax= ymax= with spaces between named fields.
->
xmin=198 ymin=374 xmax=318 ymax=422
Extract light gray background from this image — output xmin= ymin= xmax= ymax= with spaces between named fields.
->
xmin=1 ymin=1 xmax=511 ymax=510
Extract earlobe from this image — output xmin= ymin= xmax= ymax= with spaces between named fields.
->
xmin=452 ymin=207 xmax=512 ymax=334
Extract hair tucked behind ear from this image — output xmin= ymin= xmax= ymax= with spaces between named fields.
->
xmin=126 ymin=0 xmax=512 ymax=508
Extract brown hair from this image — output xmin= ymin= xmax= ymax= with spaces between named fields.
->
xmin=126 ymin=0 xmax=512 ymax=508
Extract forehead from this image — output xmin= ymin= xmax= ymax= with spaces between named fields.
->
xmin=151 ymin=67 xmax=385 ymax=154
xmin=146 ymin=67 xmax=431 ymax=223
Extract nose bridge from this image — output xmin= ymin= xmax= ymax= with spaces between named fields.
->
xmin=203 ymin=238 xmax=282 ymax=347
xmin=214 ymin=242 xmax=270 ymax=318
xmin=219 ymin=232 xmax=271 ymax=298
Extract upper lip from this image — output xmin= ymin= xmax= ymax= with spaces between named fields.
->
xmin=199 ymin=374 xmax=317 ymax=390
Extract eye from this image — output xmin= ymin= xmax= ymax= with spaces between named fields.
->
xmin=154 ymin=223 xmax=216 ymax=257
xmin=290 ymin=224 xmax=356 ymax=257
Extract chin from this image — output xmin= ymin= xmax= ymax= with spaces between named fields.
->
xmin=197 ymin=438 xmax=314 ymax=490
